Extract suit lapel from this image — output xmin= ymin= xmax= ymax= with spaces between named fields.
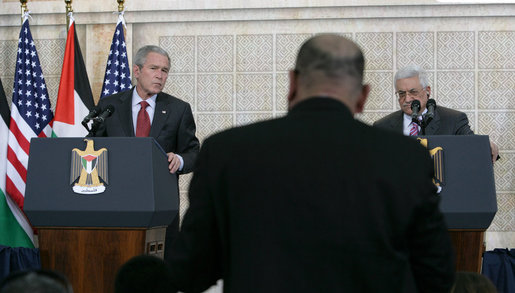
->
xmin=392 ymin=111 xmax=404 ymax=134
xmin=118 ymin=89 xmax=134 ymax=136
xmin=150 ymin=93 xmax=170 ymax=138
xmin=425 ymin=109 xmax=440 ymax=135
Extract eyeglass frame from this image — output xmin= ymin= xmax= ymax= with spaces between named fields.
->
xmin=396 ymin=87 xmax=427 ymax=100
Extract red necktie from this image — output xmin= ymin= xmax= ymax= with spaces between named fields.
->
xmin=409 ymin=121 xmax=419 ymax=136
xmin=136 ymin=101 xmax=150 ymax=137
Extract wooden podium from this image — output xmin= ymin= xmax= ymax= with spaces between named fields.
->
xmin=449 ymin=229 xmax=486 ymax=272
xmin=422 ymin=135 xmax=497 ymax=273
xmin=25 ymin=138 xmax=178 ymax=293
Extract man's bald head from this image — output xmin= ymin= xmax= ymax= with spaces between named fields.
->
xmin=288 ymin=34 xmax=369 ymax=113
xmin=295 ymin=34 xmax=364 ymax=89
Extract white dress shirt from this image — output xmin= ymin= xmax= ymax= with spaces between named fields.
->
xmin=131 ymin=89 xmax=157 ymax=132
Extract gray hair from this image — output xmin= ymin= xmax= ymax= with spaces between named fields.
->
xmin=394 ymin=65 xmax=429 ymax=89
xmin=133 ymin=45 xmax=170 ymax=68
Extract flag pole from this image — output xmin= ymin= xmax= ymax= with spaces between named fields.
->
xmin=118 ymin=0 xmax=125 ymax=12
xmin=99 ymin=0 xmax=131 ymax=100
xmin=117 ymin=0 xmax=127 ymax=38
xmin=20 ymin=0 xmax=28 ymax=24
xmin=65 ymin=0 xmax=73 ymax=31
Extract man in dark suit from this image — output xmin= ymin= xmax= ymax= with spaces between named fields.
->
xmin=95 ymin=45 xmax=199 ymax=173
xmin=95 ymin=45 xmax=200 ymax=256
xmin=373 ymin=65 xmax=499 ymax=161
xmin=167 ymin=35 xmax=454 ymax=293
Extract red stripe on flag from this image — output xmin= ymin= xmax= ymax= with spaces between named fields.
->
xmin=6 ymin=175 xmax=25 ymax=210
xmin=38 ymin=130 xmax=48 ymax=138
xmin=9 ymin=118 xmax=31 ymax=155
xmin=54 ymin=23 xmax=76 ymax=124
xmin=7 ymin=146 xmax=28 ymax=183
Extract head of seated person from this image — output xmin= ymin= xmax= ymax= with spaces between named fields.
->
xmin=0 ymin=269 xmax=73 ymax=293
xmin=115 ymin=254 xmax=174 ymax=293
xmin=451 ymin=271 xmax=497 ymax=293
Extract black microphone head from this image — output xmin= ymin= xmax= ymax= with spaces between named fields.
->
xmin=427 ymin=99 xmax=436 ymax=109
xmin=411 ymin=100 xmax=421 ymax=111
xmin=411 ymin=100 xmax=421 ymax=120
xmin=82 ymin=106 xmax=101 ymax=124
xmin=425 ymin=98 xmax=436 ymax=120
xmin=411 ymin=100 xmax=421 ymax=110
xmin=93 ymin=105 xmax=116 ymax=123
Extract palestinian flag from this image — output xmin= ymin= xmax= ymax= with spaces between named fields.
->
xmin=52 ymin=16 xmax=94 ymax=137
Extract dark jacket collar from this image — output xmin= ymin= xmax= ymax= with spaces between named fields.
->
xmin=424 ymin=108 xmax=441 ymax=135
xmin=288 ymin=97 xmax=353 ymax=117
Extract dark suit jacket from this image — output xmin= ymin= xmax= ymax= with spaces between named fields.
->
xmin=373 ymin=106 xmax=473 ymax=135
xmin=168 ymin=98 xmax=455 ymax=293
xmin=95 ymin=88 xmax=199 ymax=173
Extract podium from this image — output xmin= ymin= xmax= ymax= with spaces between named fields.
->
xmin=24 ymin=137 xmax=178 ymax=293
xmin=422 ymin=135 xmax=497 ymax=272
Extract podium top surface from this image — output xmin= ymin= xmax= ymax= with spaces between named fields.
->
xmin=419 ymin=135 xmax=497 ymax=229
xmin=24 ymin=137 xmax=178 ymax=228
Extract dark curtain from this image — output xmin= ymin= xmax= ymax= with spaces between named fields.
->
xmin=0 ymin=245 xmax=41 ymax=282
xmin=482 ymin=248 xmax=515 ymax=293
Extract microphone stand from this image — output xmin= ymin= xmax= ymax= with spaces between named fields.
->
xmin=420 ymin=119 xmax=427 ymax=136
xmin=81 ymin=121 xmax=91 ymax=133
xmin=420 ymin=114 xmax=433 ymax=136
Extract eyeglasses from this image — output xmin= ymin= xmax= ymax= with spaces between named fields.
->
xmin=396 ymin=87 xmax=425 ymax=99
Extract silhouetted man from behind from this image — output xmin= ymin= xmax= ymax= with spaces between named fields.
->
xmin=167 ymin=34 xmax=455 ymax=293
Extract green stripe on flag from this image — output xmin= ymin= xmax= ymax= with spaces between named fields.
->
xmin=0 ymin=189 xmax=34 ymax=248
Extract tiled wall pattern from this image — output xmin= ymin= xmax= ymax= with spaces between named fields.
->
xmin=0 ymin=6 xmax=513 ymax=250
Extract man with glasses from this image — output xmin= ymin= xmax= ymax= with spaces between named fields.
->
xmin=374 ymin=65 xmax=499 ymax=162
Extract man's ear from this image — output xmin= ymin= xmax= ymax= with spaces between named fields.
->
xmin=287 ymin=70 xmax=298 ymax=109
xmin=354 ymin=84 xmax=370 ymax=114
xmin=133 ymin=65 xmax=141 ymax=79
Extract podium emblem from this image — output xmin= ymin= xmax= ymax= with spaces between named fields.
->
xmin=418 ymin=138 xmax=445 ymax=192
xmin=70 ymin=139 xmax=108 ymax=194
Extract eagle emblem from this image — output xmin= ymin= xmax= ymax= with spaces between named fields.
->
xmin=70 ymin=139 xmax=108 ymax=194
xmin=418 ymin=138 xmax=445 ymax=193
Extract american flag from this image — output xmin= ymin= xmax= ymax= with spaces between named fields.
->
xmin=6 ymin=18 xmax=53 ymax=221
xmin=100 ymin=15 xmax=131 ymax=99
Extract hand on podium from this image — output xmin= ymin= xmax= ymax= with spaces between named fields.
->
xmin=167 ymin=152 xmax=182 ymax=174
xmin=490 ymin=140 xmax=500 ymax=164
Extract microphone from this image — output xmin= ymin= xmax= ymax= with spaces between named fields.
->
xmin=81 ymin=106 xmax=101 ymax=125
xmin=93 ymin=105 xmax=115 ymax=124
xmin=426 ymin=99 xmax=436 ymax=120
xmin=411 ymin=100 xmax=421 ymax=122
